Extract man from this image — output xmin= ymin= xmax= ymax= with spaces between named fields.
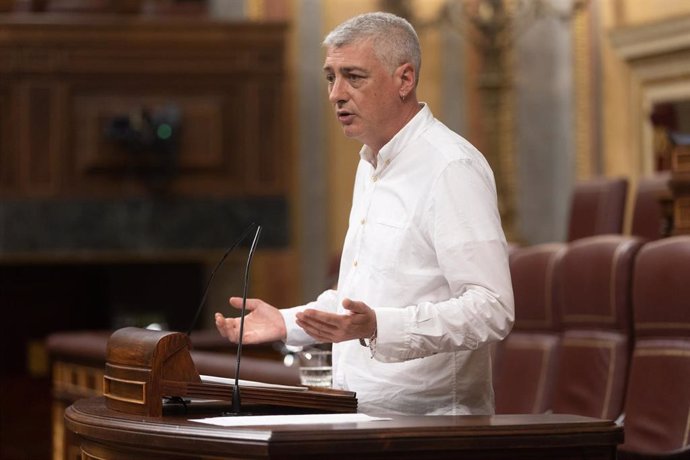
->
xmin=215 ymin=12 xmax=514 ymax=415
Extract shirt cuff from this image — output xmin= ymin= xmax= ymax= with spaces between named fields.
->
xmin=371 ymin=306 xmax=411 ymax=362
xmin=280 ymin=306 xmax=317 ymax=347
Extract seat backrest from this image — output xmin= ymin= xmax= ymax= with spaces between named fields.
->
xmin=567 ymin=177 xmax=628 ymax=242
xmin=630 ymin=171 xmax=672 ymax=241
xmin=550 ymin=235 xmax=644 ymax=420
xmin=619 ymin=236 xmax=690 ymax=456
xmin=493 ymin=243 xmax=565 ymax=414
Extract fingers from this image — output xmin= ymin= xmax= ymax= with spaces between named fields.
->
xmin=296 ymin=308 xmax=359 ymax=343
xmin=296 ymin=310 xmax=338 ymax=334
xmin=229 ymin=296 xmax=258 ymax=311
xmin=342 ymin=298 xmax=368 ymax=314
xmin=214 ymin=312 xmax=230 ymax=338
xmin=296 ymin=309 xmax=335 ymax=330
xmin=214 ymin=312 xmax=240 ymax=341
xmin=215 ymin=298 xmax=246 ymax=340
xmin=296 ymin=299 xmax=377 ymax=343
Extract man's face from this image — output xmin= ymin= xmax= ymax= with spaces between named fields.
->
xmin=323 ymin=40 xmax=401 ymax=152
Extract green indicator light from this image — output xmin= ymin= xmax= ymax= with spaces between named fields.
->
xmin=157 ymin=123 xmax=173 ymax=140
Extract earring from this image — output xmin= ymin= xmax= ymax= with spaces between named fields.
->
xmin=400 ymin=93 xmax=406 ymax=102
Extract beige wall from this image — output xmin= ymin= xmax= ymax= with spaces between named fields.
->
xmin=610 ymin=0 xmax=690 ymax=27
xmin=600 ymin=0 xmax=636 ymax=178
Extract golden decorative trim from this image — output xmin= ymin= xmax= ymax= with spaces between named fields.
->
xmin=564 ymin=314 xmax=616 ymax=323
xmin=609 ymin=239 xmax=634 ymax=321
xmin=534 ymin=346 xmax=554 ymax=414
xmin=543 ymin=247 xmax=563 ymax=327
xmin=103 ymin=375 xmax=147 ymax=405
xmin=80 ymin=447 xmax=107 ymax=460
xmin=634 ymin=349 xmax=690 ymax=358
xmin=683 ymin=408 xmax=690 ymax=446
xmin=636 ymin=322 xmax=690 ymax=330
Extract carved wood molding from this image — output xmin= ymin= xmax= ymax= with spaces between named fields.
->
xmin=0 ymin=17 xmax=289 ymax=198
xmin=0 ymin=18 xmax=286 ymax=77
xmin=609 ymin=15 xmax=690 ymax=173
xmin=609 ymin=14 xmax=690 ymax=61
xmin=610 ymin=15 xmax=690 ymax=235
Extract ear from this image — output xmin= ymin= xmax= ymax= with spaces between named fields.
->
xmin=395 ymin=62 xmax=416 ymax=97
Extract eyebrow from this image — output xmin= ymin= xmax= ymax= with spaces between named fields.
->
xmin=323 ymin=65 xmax=368 ymax=74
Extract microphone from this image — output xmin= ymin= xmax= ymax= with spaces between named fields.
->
xmin=185 ymin=222 xmax=258 ymax=337
xmin=232 ymin=224 xmax=262 ymax=414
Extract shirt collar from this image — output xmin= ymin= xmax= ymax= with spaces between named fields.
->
xmin=359 ymin=103 xmax=433 ymax=169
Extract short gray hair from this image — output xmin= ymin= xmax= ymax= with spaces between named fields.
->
xmin=323 ymin=12 xmax=421 ymax=86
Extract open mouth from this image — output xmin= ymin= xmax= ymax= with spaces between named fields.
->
xmin=337 ymin=110 xmax=354 ymax=124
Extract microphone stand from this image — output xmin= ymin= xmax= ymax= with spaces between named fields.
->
xmin=232 ymin=224 xmax=262 ymax=415
xmin=185 ymin=222 xmax=257 ymax=337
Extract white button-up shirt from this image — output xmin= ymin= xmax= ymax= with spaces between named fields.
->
xmin=282 ymin=104 xmax=514 ymax=415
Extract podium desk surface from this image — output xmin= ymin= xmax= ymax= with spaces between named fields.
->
xmin=66 ymin=397 xmax=623 ymax=460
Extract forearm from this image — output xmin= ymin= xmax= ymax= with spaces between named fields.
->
xmin=373 ymin=284 xmax=514 ymax=363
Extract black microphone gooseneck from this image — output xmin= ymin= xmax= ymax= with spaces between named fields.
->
xmin=232 ymin=224 xmax=262 ymax=414
xmin=185 ymin=222 xmax=258 ymax=337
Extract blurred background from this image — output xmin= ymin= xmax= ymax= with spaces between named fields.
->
xmin=1 ymin=0 xmax=689 ymax=458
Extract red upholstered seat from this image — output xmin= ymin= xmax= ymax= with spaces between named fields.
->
xmin=550 ymin=235 xmax=644 ymax=420
xmin=618 ymin=236 xmax=690 ymax=458
xmin=191 ymin=350 xmax=299 ymax=386
xmin=493 ymin=243 xmax=565 ymax=414
xmin=567 ymin=177 xmax=628 ymax=241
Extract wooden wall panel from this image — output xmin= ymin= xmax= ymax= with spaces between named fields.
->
xmin=17 ymin=82 xmax=65 ymax=195
xmin=0 ymin=17 xmax=289 ymax=199
xmin=0 ymin=87 xmax=13 ymax=190
xmin=72 ymin=94 xmax=225 ymax=173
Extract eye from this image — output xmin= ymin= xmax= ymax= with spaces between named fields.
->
xmin=325 ymin=73 xmax=335 ymax=84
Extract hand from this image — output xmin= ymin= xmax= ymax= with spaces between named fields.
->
xmin=214 ymin=297 xmax=286 ymax=344
xmin=295 ymin=298 xmax=377 ymax=343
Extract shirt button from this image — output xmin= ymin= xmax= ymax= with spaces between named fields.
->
xmin=360 ymin=218 xmax=366 ymax=225
xmin=353 ymin=260 xmax=358 ymax=267
xmin=372 ymin=175 xmax=378 ymax=182
xmin=385 ymin=159 xmax=391 ymax=166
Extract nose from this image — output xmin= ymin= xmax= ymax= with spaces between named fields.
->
xmin=328 ymin=76 xmax=347 ymax=105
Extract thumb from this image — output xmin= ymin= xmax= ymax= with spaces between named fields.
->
xmin=342 ymin=298 xmax=368 ymax=314
xmin=229 ymin=297 xmax=257 ymax=311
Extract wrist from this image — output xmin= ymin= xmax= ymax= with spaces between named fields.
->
xmin=358 ymin=326 xmax=377 ymax=358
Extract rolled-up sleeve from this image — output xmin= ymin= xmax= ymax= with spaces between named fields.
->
xmin=373 ymin=159 xmax=514 ymax=362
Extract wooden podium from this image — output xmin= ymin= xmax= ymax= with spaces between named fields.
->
xmin=103 ymin=327 xmax=357 ymax=417
xmin=103 ymin=327 xmax=356 ymax=416
xmin=62 ymin=328 xmax=625 ymax=459
xmin=66 ymin=397 xmax=624 ymax=459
